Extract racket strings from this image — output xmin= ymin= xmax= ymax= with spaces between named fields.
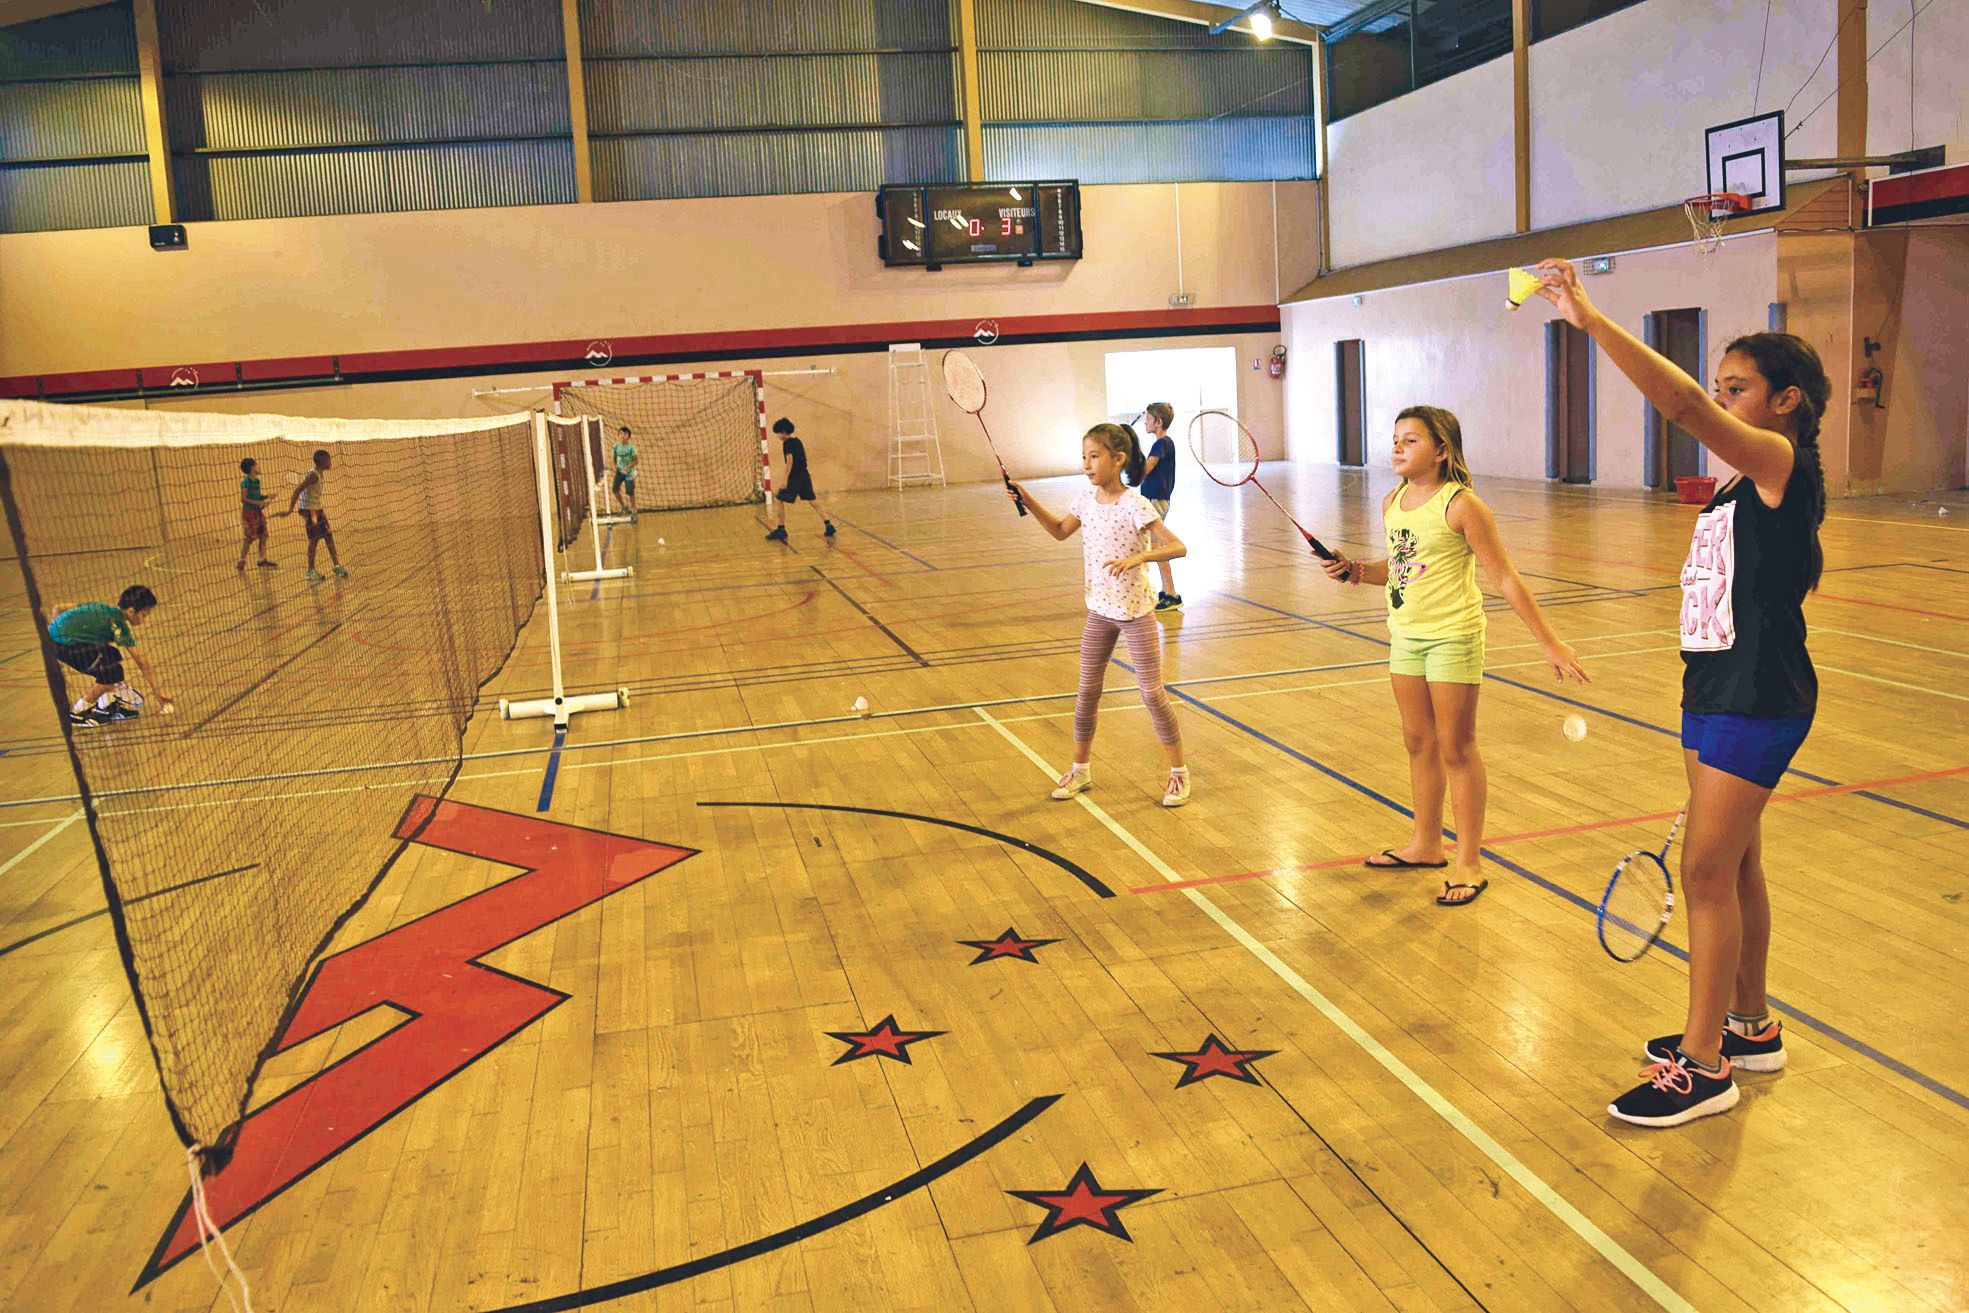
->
xmin=1601 ymin=855 xmax=1671 ymax=961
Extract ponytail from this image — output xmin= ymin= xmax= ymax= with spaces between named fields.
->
xmin=1084 ymin=422 xmax=1147 ymax=486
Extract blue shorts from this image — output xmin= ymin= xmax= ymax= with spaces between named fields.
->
xmin=1680 ymin=711 xmax=1813 ymax=789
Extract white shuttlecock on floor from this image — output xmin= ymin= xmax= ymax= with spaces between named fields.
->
xmin=852 ymin=696 xmax=869 ymax=717
xmin=657 ymin=536 xmax=667 ymax=543
xmin=1562 ymin=713 xmax=1588 ymax=741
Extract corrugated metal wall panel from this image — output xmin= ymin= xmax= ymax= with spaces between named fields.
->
xmin=174 ymin=139 xmax=574 ymax=220
xmin=159 ymin=0 xmax=564 ymax=72
xmin=0 ymin=159 xmax=150 ymax=232
xmin=0 ymin=77 xmax=145 ymax=162
xmin=166 ymin=63 xmax=570 ymax=152
xmin=0 ymin=2 xmax=138 ymax=81
xmin=983 ymin=119 xmax=1314 ymax=183
xmin=580 ymin=0 xmax=950 ymax=58
xmin=980 ymin=48 xmax=1310 ymax=122
xmin=595 ymin=124 xmax=959 ymax=200
xmin=976 ymin=0 xmax=1263 ymax=50
xmin=587 ymin=51 xmax=951 ymax=134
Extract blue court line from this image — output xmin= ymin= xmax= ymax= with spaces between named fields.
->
xmin=1158 ymin=679 xmax=1969 ymax=1113
xmin=589 ymin=524 xmax=613 ymax=602
xmin=536 ymin=725 xmax=566 ymax=812
xmin=1226 ymin=594 xmax=1969 ymax=832
xmin=824 ymin=514 xmax=936 ymax=571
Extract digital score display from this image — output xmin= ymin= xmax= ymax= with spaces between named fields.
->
xmin=878 ymin=182 xmax=1082 ymax=269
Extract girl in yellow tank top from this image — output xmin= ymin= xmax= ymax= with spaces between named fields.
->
xmin=1322 ymin=406 xmax=1589 ymax=907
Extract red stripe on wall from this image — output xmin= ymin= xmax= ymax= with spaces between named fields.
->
xmin=3 ymin=305 xmax=1282 ymax=402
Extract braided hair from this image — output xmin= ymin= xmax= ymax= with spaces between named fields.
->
xmin=1722 ymin=332 xmax=1831 ymax=592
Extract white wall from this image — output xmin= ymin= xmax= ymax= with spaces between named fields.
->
xmin=1867 ymin=0 xmax=1969 ymax=159
xmin=1280 ymin=234 xmax=1776 ymax=488
xmin=1530 ymin=0 xmax=1840 ymax=229
xmin=1326 ymin=56 xmax=1515 ymax=269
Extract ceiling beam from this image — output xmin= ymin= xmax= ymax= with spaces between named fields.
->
xmin=1071 ymin=0 xmax=1324 ymax=47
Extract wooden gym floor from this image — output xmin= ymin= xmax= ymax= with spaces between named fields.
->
xmin=1 ymin=465 xmax=1965 ymax=1312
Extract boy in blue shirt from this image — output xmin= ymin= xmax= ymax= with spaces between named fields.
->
xmin=47 ymin=585 xmax=174 ymax=725
xmin=1138 ymin=403 xmax=1181 ymax=611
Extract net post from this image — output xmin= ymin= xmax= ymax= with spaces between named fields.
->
xmin=589 ymin=399 xmax=632 ymax=525
xmin=501 ymin=410 xmax=630 ymax=725
xmin=535 ymin=410 xmax=567 ymax=721
xmin=565 ymin=414 xmax=631 ymax=583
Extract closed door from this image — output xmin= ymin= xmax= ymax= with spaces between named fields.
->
xmin=1545 ymin=320 xmax=1594 ymax=484
xmin=1336 ymin=339 xmax=1366 ymax=467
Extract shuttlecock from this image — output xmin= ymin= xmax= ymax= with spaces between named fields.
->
xmin=657 ymin=536 xmax=667 ymax=543
xmin=1562 ymin=713 xmax=1588 ymax=741
xmin=1507 ymin=267 xmax=1544 ymax=310
xmin=1940 ymin=507 xmax=1951 ymax=517
xmin=852 ymin=696 xmax=869 ymax=717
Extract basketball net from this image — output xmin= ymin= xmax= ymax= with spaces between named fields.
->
xmin=1684 ymin=192 xmax=1748 ymax=254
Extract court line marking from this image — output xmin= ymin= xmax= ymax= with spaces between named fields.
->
xmin=78 ymin=647 xmax=1694 ymax=822
xmin=1815 ymin=663 xmax=1969 ymax=704
xmin=1814 ymin=627 xmax=1969 ymax=659
xmin=970 ymin=706 xmax=1698 ymax=1313
xmin=0 ymin=810 xmax=81 ymax=880
xmin=1135 ymin=762 xmax=1969 ymax=895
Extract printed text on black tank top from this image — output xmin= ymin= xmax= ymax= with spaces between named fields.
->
xmin=1680 ymin=502 xmax=1737 ymax=651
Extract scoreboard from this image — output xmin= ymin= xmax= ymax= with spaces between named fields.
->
xmin=878 ymin=182 xmax=1083 ymax=269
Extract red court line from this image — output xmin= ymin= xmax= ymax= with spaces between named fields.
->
xmin=1810 ymin=592 xmax=1969 ymax=624
xmin=1131 ymin=761 xmax=1969 ymax=894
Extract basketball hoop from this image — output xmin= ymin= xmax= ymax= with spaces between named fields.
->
xmin=1683 ymin=192 xmax=1749 ymax=254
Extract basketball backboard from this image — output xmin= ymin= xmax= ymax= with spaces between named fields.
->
xmin=1704 ymin=111 xmax=1786 ymax=216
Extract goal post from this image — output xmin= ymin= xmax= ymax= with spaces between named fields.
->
xmin=554 ymin=371 xmax=772 ymax=512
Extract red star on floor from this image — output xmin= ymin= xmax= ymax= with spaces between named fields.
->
xmin=1006 ymin=1162 xmax=1162 ymax=1244
xmin=1148 ymin=1034 xmax=1279 ymax=1088
xmin=956 ymin=927 xmax=1062 ymax=965
xmin=823 ymin=1014 xmax=946 ymax=1065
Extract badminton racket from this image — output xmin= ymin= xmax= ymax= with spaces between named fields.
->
xmin=941 ymin=350 xmax=1025 ymax=516
xmin=1596 ymin=806 xmax=1683 ymax=962
xmin=1187 ymin=410 xmax=1349 ymax=577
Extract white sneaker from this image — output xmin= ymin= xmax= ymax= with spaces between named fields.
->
xmin=1050 ymin=766 xmax=1092 ymax=800
xmin=1161 ymin=767 xmax=1192 ymax=808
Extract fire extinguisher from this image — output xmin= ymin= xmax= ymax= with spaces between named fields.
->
xmin=1855 ymin=364 xmax=1883 ymax=405
xmin=1268 ymin=345 xmax=1287 ymax=379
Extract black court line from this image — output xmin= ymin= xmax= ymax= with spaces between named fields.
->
xmin=187 ymin=621 xmax=345 ymax=733
xmin=0 ymin=864 xmax=258 ymax=959
xmin=699 ymin=801 xmax=1114 ymax=898
xmin=824 ymin=513 xmax=937 ymax=571
xmin=485 ymin=1093 xmax=1060 ymax=1313
xmin=808 ymin=566 xmax=929 ymax=667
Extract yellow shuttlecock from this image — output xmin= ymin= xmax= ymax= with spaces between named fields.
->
xmin=1507 ymin=267 xmax=1544 ymax=310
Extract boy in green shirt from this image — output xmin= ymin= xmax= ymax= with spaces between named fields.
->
xmin=46 ymin=585 xmax=174 ymax=725
xmin=235 ymin=456 xmax=277 ymax=572
xmin=610 ymin=426 xmax=639 ymax=520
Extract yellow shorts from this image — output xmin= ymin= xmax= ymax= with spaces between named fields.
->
xmin=1387 ymin=631 xmax=1485 ymax=684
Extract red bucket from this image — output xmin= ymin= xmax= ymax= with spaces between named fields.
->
xmin=1675 ymin=476 xmax=1717 ymax=505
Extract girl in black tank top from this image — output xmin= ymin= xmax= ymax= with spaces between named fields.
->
xmin=1532 ymin=260 xmax=1830 ymax=1129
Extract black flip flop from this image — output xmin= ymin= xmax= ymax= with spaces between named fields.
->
xmin=1364 ymin=848 xmax=1449 ymax=870
xmin=1436 ymin=879 xmax=1490 ymax=907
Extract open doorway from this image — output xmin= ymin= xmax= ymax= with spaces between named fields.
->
xmin=1104 ymin=346 xmax=1238 ymax=453
xmin=1644 ymin=308 xmax=1707 ymax=488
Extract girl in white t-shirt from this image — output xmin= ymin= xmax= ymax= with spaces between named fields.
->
xmin=1007 ymin=423 xmax=1191 ymax=806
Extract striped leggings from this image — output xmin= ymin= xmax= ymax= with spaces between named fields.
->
xmin=1073 ymin=611 xmax=1181 ymax=746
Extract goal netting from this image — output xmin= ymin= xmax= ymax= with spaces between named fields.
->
xmin=0 ymin=399 xmax=544 ymax=1167
xmin=555 ymin=371 xmax=769 ymax=512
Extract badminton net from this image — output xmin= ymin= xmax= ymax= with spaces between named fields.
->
xmin=0 ymin=399 xmax=544 ymax=1168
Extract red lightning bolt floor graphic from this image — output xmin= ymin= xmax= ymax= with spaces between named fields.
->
xmin=142 ymin=795 xmax=696 ymax=1284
